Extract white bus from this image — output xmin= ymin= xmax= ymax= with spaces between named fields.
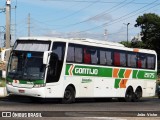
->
xmin=6 ymin=37 xmax=157 ymax=103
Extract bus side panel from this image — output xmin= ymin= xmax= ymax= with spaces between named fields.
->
xmin=143 ymin=80 xmax=156 ymax=97
xmin=45 ymin=83 xmax=64 ymax=98
xmin=94 ymin=78 xmax=116 ymax=97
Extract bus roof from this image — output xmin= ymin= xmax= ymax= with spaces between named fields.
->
xmin=17 ymin=36 xmax=156 ymax=55
xmin=18 ymin=36 xmax=124 ymax=47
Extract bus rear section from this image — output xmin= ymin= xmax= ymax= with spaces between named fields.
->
xmin=64 ymin=42 xmax=157 ymax=102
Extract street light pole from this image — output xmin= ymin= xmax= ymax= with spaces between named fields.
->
xmin=123 ymin=23 xmax=130 ymax=46
xmin=127 ymin=23 xmax=130 ymax=46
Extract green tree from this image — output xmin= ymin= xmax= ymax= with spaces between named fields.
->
xmin=135 ymin=13 xmax=160 ymax=74
xmin=120 ymin=41 xmax=145 ymax=48
xmin=119 ymin=41 xmax=132 ymax=47
xmin=131 ymin=41 xmax=146 ymax=48
xmin=135 ymin=13 xmax=160 ymax=55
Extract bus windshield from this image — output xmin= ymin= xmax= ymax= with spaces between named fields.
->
xmin=7 ymin=51 xmax=45 ymax=80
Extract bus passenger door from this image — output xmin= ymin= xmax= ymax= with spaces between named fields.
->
xmin=45 ymin=42 xmax=66 ymax=97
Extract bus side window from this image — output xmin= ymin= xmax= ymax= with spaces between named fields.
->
xmin=100 ymin=49 xmax=112 ymax=66
xmin=100 ymin=50 xmax=106 ymax=65
xmin=106 ymin=51 xmax=112 ymax=65
xmin=137 ymin=53 xmax=146 ymax=69
xmin=114 ymin=52 xmax=120 ymax=66
xmin=127 ymin=53 xmax=137 ymax=68
xmin=91 ymin=49 xmax=98 ymax=64
xmin=147 ymin=55 xmax=155 ymax=69
xmin=75 ymin=46 xmax=83 ymax=63
xmin=120 ymin=52 xmax=126 ymax=67
xmin=47 ymin=53 xmax=58 ymax=76
xmin=137 ymin=59 xmax=142 ymax=68
xmin=84 ymin=48 xmax=91 ymax=64
xmin=67 ymin=45 xmax=74 ymax=62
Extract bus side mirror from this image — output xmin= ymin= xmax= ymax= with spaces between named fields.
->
xmin=43 ymin=51 xmax=52 ymax=64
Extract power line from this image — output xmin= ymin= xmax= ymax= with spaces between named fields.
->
xmin=44 ymin=0 xmax=100 ymax=23
xmin=41 ymin=0 xmax=159 ymax=5
xmin=32 ymin=0 xmax=100 ymax=27
xmin=52 ymin=0 xmax=134 ymax=30
xmin=108 ymin=27 xmax=135 ymax=36
xmin=42 ymin=2 xmax=80 ymax=23
xmin=33 ymin=0 xmax=156 ymax=34
xmin=75 ymin=0 xmax=160 ymax=34
xmin=37 ymin=0 xmax=130 ymax=28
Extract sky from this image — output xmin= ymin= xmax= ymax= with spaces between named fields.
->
xmin=0 ymin=0 xmax=160 ymax=46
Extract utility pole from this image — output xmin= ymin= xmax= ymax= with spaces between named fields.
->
xmin=28 ymin=13 xmax=30 ymax=37
xmin=5 ymin=0 xmax=11 ymax=61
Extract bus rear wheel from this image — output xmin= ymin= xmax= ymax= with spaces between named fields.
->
xmin=62 ymin=86 xmax=75 ymax=104
xmin=133 ymin=87 xmax=142 ymax=102
xmin=125 ymin=87 xmax=134 ymax=102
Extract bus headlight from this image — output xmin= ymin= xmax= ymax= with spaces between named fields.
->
xmin=33 ymin=84 xmax=45 ymax=88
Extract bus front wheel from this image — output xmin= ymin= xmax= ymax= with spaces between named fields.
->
xmin=62 ymin=86 xmax=75 ymax=104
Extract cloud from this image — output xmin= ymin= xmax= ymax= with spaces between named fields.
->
xmin=44 ymin=31 xmax=64 ymax=38
xmin=44 ymin=30 xmax=106 ymax=41
xmin=88 ymin=13 xmax=113 ymax=23
xmin=107 ymin=26 xmax=128 ymax=42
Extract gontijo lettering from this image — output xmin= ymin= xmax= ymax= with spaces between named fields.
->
xmin=75 ymin=68 xmax=98 ymax=75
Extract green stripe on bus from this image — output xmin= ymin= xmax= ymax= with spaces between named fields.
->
xmin=66 ymin=64 xmax=112 ymax=77
xmin=118 ymin=69 xmax=125 ymax=78
xmin=66 ymin=64 xmax=156 ymax=80
xmin=114 ymin=79 xmax=121 ymax=88
xmin=133 ymin=70 xmax=138 ymax=79
xmin=136 ymin=70 xmax=156 ymax=79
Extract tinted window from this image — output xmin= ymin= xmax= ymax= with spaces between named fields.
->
xmin=100 ymin=50 xmax=106 ymax=65
xmin=84 ymin=48 xmax=91 ymax=64
xmin=106 ymin=51 xmax=112 ymax=65
xmin=127 ymin=53 xmax=137 ymax=68
xmin=100 ymin=50 xmax=112 ymax=65
xmin=137 ymin=53 xmax=146 ymax=69
xmin=147 ymin=55 xmax=155 ymax=69
xmin=67 ymin=45 xmax=74 ymax=62
xmin=120 ymin=52 xmax=126 ymax=67
xmin=114 ymin=52 xmax=120 ymax=66
xmin=90 ymin=48 xmax=98 ymax=64
xmin=66 ymin=43 xmax=156 ymax=70
xmin=75 ymin=46 xmax=83 ymax=63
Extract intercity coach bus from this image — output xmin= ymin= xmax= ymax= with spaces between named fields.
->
xmin=6 ymin=37 xmax=157 ymax=103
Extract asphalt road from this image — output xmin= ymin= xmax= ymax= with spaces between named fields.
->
xmin=0 ymin=96 xmax=160 ymax=120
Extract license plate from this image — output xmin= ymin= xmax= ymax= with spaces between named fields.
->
xmin=19 ymin=89 xmax=25 ymax=93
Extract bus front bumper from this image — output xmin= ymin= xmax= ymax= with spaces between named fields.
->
xmin=6 ymin=84 xmax=46 ymax=98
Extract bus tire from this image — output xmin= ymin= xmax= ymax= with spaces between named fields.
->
xmin=125 ymin=87 xmax=134 ymax=102
xmin=133 ymin=87 xmax=142 ymax=102
xmin=62 ymin=86 xmax=75 ymax=104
